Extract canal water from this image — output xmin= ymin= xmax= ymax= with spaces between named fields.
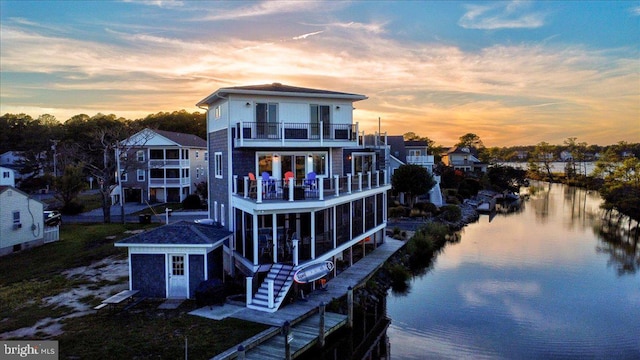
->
xmin=387 ymin=182 xmax=640 ymax=359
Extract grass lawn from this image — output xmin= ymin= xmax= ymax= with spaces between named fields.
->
xmin=0 ymin=223 xmax=268 ymax=358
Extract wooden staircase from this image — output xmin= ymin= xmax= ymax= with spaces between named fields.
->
xmin=248 ymin=264 xmax=296 ymax=313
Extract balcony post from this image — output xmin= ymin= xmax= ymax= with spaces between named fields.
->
xmin=221 ymin=204 xmax=225 ymax=226
xmin=214 ymin=201 xmax=218 ymax=222
xmin=239 ymin=121 xmax=244 ymax=147
xmin=243 ymin=176 xmax=249 ymax=198
xmin=383 ymin=169 xmax=388 ymax=185
xmin=288 ymin=177 xmax=294 ymax=202
xmin=319 ymin=179 xmax=324 ymax=200
xmin=257 ymin=179 xmax=263 ymax=203
xmin=334 ymin=175 xmax=339 ymax=197
xmin=367 ymin=171 xmax=372 ymax=189
xmin=358 ymin=172 xmax=363 ymax=192
xmin=320 ymin=120 xmax=324 ymax=145
xmin=347 ymin=174 xmax=352 ymax=194
xmin=233 ymin=175 xmax=238 ymax=194
xmin=375 ymin=170 xmax=380 ymax=187
xmin=292 ymin=239 xmax=299 ymax=266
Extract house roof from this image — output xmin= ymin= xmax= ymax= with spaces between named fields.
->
xmin=151 ymin=129 xmax=206 ymax=148
xmin=446 ymin=146 xmax=479 ymax=156
xmin=386 ymin=136 xmax=407 ymax=162
xmin=197 ymin=83 xmax=367 ymax=106
xmin=115 ymin=221 xmax=232 ymax=247
xmin=0 ymin=185 xmax=45 ymax=204
xmin=404 ymin=140 xmax=429 ymax=148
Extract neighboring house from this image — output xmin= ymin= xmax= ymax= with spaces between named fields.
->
xmin=112 ymin=129 xmax=208 ymax=204
xmin=0 ymin=151 xmax=47 ymax=183
xmin=386 ymin=136 xmax=442 ymax=206
xmin=0 ymin=166 xmax=15 ymax=187
xmin=560 ymin=150 xmax=573 ymax=162
xmin=0 ymin=186 xmax=59 ymax=257
xmin=115 ymin=221 xmax=231 ymax=299
xmin=192 ymin=82 xmax=391 ymax=312
xmin=442 ymin=146 xmax=487 ymax=173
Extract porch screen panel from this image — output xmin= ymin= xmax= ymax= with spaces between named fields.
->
xmin=314 ymin=208 xmax=332 ymax=258
xmin=365 ymin=195 xmax=375 ymax=231
xmin=376 ymin=193 xmax=384 ymax=225
xmin=244 ymin=212 xmax=254 ymax=260
xmin=352 ymin=199 xmax=364 ymax=238
xmin=336 ymin=203 xmax=350 ymax=246
xmin=235 ymin=209 xmax=244 ymax=255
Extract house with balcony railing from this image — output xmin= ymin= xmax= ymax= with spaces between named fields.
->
xmin=386 ymin=136 xmax=442 ymax=206
xmin=194 ymin=83 xmax=391 ymax=312
xmin=114 ymin=129 xmax=207 ymax=204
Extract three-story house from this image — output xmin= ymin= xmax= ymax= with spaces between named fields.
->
xmin=197 ymin=83 xmax=391 ymax=312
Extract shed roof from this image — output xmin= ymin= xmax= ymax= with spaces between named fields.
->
xmin=116 ymin=221 xmax=231 ymax=247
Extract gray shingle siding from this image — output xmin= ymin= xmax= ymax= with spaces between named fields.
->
xmin=189 ymin=254 xmax=204 ymax=298
xmin=209 ymin=129 xmax=228 ymax=223
xmin=131 ymin=254 xmax=165 ymax=298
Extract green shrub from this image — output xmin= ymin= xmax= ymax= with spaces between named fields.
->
xmin=182 ymin=194 xmax=203 ymax=209
xmin=389 ymin=206 xmax=410 ymax=218
xmin=440 ymin=205 xmax=462 ymax=222
xmin=61 ymin=201 xmax=84 ymax=215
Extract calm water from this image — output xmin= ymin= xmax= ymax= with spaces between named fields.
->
xmin=387 ymin=182 xmax=640 ymax=359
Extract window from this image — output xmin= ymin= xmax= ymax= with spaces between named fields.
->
xmin=13 ymin=211 xmax=20 ymax=224
xmin=214 ymin=106 xmax=221 ymax=119
xmin=2 ymin=171 xmax=9 ymax=178
xmin=310 ymin=104 xmax=331 ymax=137
xmin=256 ymin=103 xmax=278 ymax=137
xmin=204 ymin=152 xmax=208 ymax=161
xmin=195 ymin=151 xmax=199 ymax=159
xmin=120 ymin=171 xmax=127 ymax=182
xmin=215 ymin=152 xmax=223 ymax=178
xmin=196 ymin=168 xmax=200 ymax=179
xmin=137 ymin=169 xmax=145 ymax=182
xmin=137 ymin=150 xmax=145 ymax=162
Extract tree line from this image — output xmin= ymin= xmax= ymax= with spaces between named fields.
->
xmin=1 ymin=110 xmax=205 ymax=222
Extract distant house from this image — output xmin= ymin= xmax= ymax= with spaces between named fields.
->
xmin=115 ymin=221 xmax=231 ymax=299
xmin=0 ymin=186 xmax=59 ymax=257
xmin=112 ymin=129 xmax=208 ymax=204
xmin=560 ymin=150 xmax=573 ymax=162
xmin=0 ymin=166 xmax=15 ymax=187
xmin=386 ymin=136 xmax=442 ymax=206
xmin=442 ymin=146 xmax=487 ymax=173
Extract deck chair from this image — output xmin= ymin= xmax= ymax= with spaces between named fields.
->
xmin=305 ymin=171 xmax=317 ymax=197
xmin=248 ymin=172 xmax=257 ymax=197
xmin=262 ymin=172 xmax=275 ymax=197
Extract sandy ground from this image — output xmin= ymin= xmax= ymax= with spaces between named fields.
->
xmin=1 ymin=256 xmax=129 ymax=339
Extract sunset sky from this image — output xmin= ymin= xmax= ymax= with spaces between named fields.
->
xmin=1 ymin=0 xmax=638 ymax=147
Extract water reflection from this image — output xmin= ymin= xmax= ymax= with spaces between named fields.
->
xmin=387 ymin=182 xmax=640 ymax=359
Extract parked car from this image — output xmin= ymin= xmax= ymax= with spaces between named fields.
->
xmin=44 ymin=210 xmax=62 ymax=226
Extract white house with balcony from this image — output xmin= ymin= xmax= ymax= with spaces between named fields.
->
xmin=194 ymin=83 xmax=391 ymax=312
xmin=442 ymin=146 xmax=487 ymax=174
xmin=113 ymin=129 xmax=208 ymax=204
xmin=386 ymin=136 xmax=442 ymax=206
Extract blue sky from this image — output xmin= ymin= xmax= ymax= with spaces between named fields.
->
xmin=1 ymin=0 xmax=638 ymax=146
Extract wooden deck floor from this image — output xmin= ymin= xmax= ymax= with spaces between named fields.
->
xmin=210 ymin=237 xmax=406 ymax=359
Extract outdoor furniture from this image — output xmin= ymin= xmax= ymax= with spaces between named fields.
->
xmin=248 ymin=172 xmax=257 ymax=196
xmin=96 ymin=289 xmax=141 ymax=312
xmin=305 ymin=172 xmax=317 ymax=197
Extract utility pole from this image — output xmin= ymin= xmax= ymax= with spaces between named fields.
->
xmin=50 ymin=140 xmax=59 ymax=177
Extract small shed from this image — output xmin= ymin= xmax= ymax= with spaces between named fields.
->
xmin=115 ymin=221 xmax=231 ymax=299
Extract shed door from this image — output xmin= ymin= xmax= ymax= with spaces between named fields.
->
xmin=168 ymin=254 xmax=188 ymax=298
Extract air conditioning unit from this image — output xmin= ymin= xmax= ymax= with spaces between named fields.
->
xmin=13 ymin=223 xmax=22 ymax=230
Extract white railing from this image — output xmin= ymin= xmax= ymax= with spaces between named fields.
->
xmin=406 ymin=155 xmax=434 ymax=165
xmin=44 ymin=226 xmax=59 ymax=243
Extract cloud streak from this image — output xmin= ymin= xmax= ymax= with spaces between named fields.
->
xmin=0 ymin=2 xmax=637 ymax=146
xmin=459 ymin=1 xmax=546 ymax=30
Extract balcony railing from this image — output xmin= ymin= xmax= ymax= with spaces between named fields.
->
xmin=234 ymin=121 xmax=358 ymax=145
xmin=406 ymin=155 xmax=434 ymax=165
xmin=232 ymin=170 xmax=389 ymax=204
xmin=149 ymin=178 xmax=190 ymax=186
xmin=149 ymin=159 xmax=189 ymax=168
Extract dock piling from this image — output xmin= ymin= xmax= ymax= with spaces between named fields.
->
xmin=319 ymin=302 xmax=326 ymax=347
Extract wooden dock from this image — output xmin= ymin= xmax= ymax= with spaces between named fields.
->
xmin=210 ymin=237 xmax=406 ymax=359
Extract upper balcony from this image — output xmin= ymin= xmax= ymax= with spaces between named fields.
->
xmin=231 ymin=171 xmax=390 ymax=209
xmin=233 ymin=121 xmax=359 ymax=148
xmin=406 ymin=155 xmax=435 ymax=166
